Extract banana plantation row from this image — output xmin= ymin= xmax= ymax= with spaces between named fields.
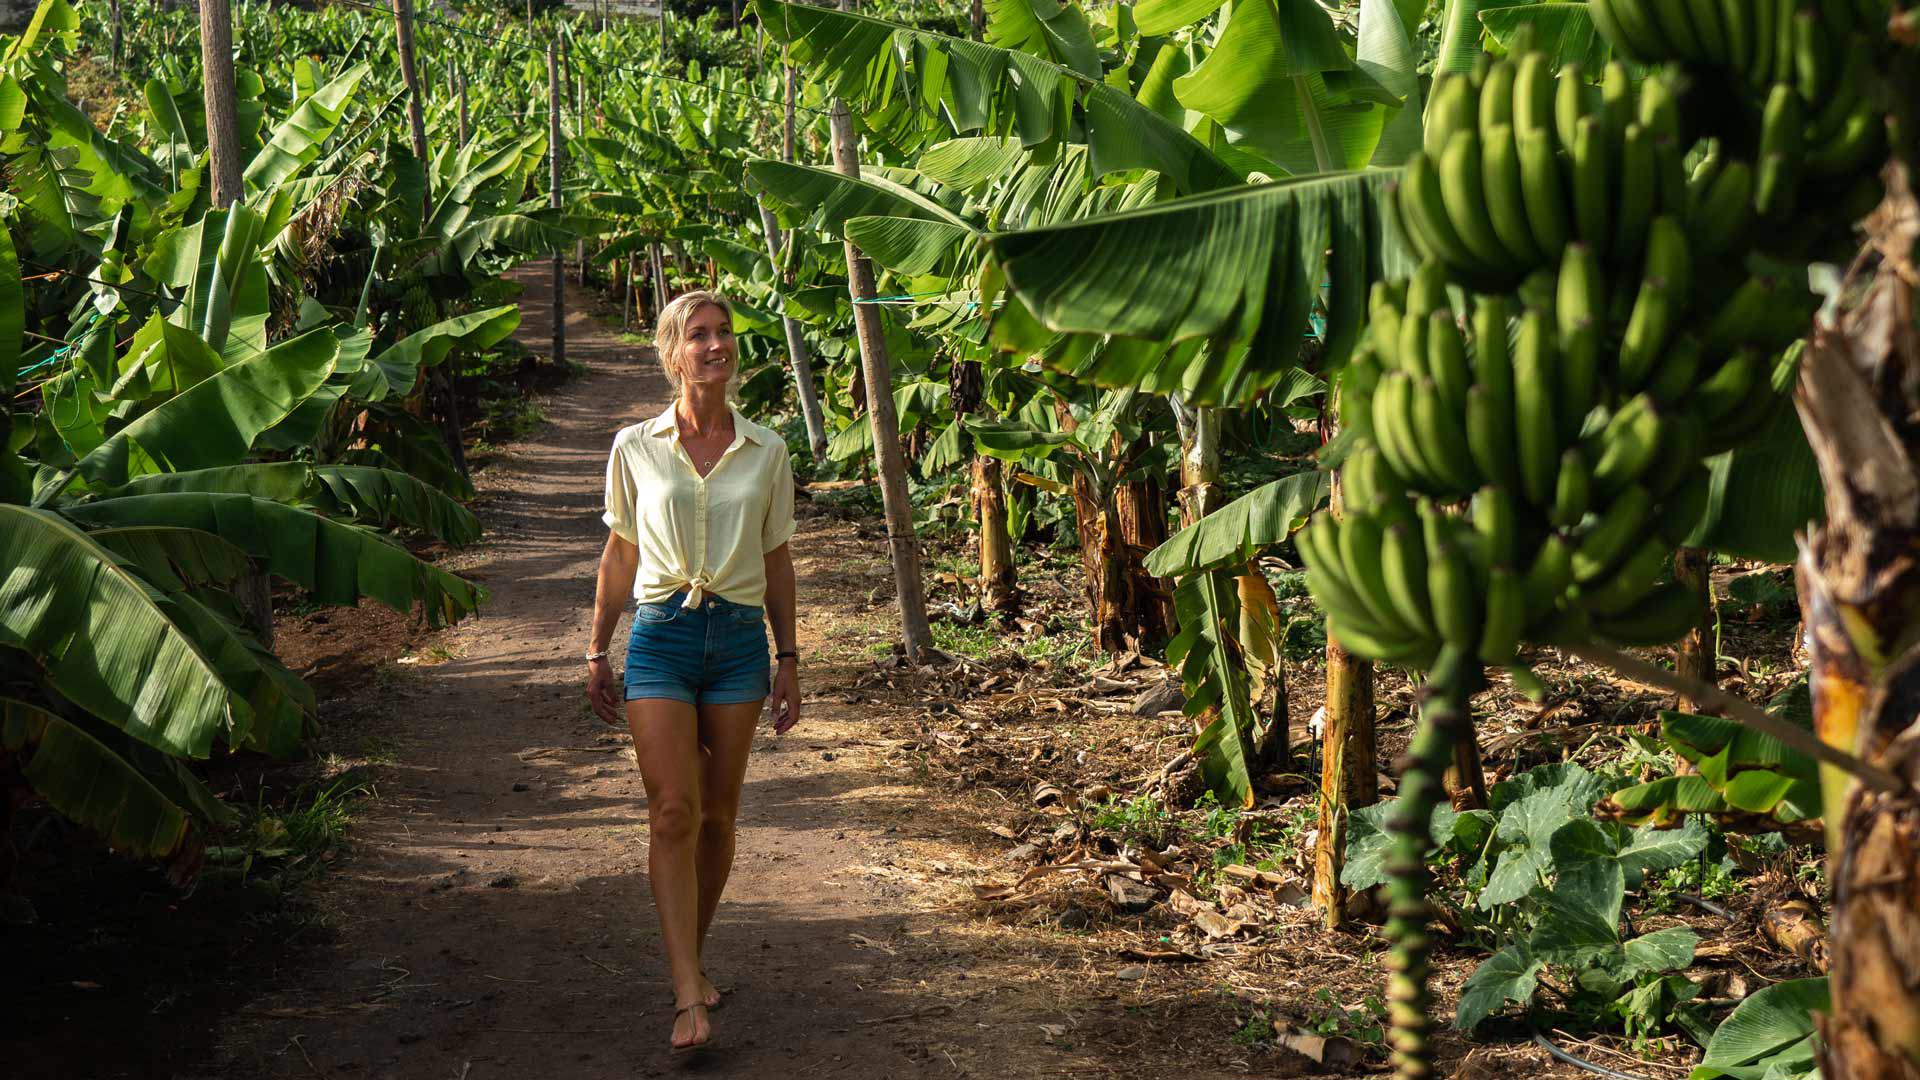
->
xmin=3 ymin=0 xmax=1916 ymax=1076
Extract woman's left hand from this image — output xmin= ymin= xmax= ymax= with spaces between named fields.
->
xmin=769 ymin=661 xmax=800 ymax=736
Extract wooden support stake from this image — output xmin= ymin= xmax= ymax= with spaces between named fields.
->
xmin=391 ymin=0 xmax=431 ymax=174
xmin=200 ymin=0 xmax=243 ymax=208
xmin=1673 ymin=546 xmax=1716 ymax=712
xmin=110 ymin=0 xmax=123 ymax=72
xmin=548 ymin=42 xmax=566 ymax=369
xmin=827 ymin=11 xmax=934 ymax=662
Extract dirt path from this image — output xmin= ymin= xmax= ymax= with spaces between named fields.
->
xmin=212 ymin=268 xmax=987 ymax=1078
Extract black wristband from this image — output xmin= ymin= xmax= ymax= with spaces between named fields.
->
xmin=774 ymin=650 xmax=798 ymax=661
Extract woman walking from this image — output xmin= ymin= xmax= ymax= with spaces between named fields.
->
xmin=584 ymin=291 xmax=800 ymax=1055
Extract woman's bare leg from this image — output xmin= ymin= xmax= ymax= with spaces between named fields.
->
xmin=694 ymin=699 xmax=764 ymax=954
xmin=628 ymin=697 xmax=710 ymax=1049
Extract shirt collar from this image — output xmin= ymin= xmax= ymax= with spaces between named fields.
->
xmin=644 ymin=406 xmax=774 ymax=446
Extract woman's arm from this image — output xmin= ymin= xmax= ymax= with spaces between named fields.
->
xmin=763 ymin=542 xmax=800 ymax=734
xmin=586 ymin=531 xmax=640 ymax=725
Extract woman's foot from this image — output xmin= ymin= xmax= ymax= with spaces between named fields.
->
xmin=670 ymin=1002 xmax=711 ymax=1054
xmin=698 ymin=973 xmax=722 ymax=1010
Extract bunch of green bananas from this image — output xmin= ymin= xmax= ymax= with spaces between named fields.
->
xmin=1317 ymin=203 xmax=1817 ymax=665
xmin=1591 ymin=0 xmax=1889 ymax=90
xmin=1401 ymin=55 xmax=1689 ymax=284
xmin=1591 ymin=0 xmax=1888 ymax=243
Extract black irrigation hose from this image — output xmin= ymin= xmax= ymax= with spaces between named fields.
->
xmin=1532 ymin=1032 xmax=1655 ymax=1080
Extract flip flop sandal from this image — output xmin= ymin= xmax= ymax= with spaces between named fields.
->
xmin=669 ymin=1004 xmax=713 ymax=1057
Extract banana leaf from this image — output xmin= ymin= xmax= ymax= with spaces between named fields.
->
xmin=351 ymin=305 xmax=520 ymax=401
xmin=72 ymin=327 xmax=341 ymax=488
xmin=0 ymin=697 xmax=212 ymax=858
xmin=984 ymin=0 xmax=1101 ymax=78
xmin=1145 ymin=470 xmax=1328 ymax=576
xmin=0 ymin=221 xmax=20 ymax=392
xmin=243 ymin=62 xmax=370 ymax=191
xmin=0 ymin=505 xmax=234 ymax=759
xmin=985 ymin=169 xmax=1409 ymax=404
xmin=60 ymin=492 xmax=485 ymax=627
xmin=105 ymin=462 xmax=480 ymax=544
xmin=1687 ymin=404 xmax=1822 ymax=564
xmin=1170 ymin=568 xmax=1258 ymax=807
xmin=1478 ymin=3 xmax=1613 ymax=71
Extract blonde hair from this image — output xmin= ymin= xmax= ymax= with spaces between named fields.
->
xmin=654 ymin=290 xmax=739 ymax=397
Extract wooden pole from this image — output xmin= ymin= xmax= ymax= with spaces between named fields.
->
xmin=456 ymin=62 xmax=470 ymax=150
xmin=199 ymin=0 xmax=244 ymax=209
xmin=650 ymin=242 xmax=668 ymax=314
xmin=391 ymin=0 xmax=431 ymax=177
xmin=828 ymin=33 xmax=935 ymax=662
xmin=548 ymin=42 xmax=567 ymax=369
xmin=110 ymin=0 xmax=123 ymax=73
xmin=970 ymin=0 xmax=984 ymax=39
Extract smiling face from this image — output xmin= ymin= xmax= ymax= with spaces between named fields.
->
xmin=674 ymin=302 xmax=736 ymax=389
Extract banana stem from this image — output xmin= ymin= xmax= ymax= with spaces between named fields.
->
xmin=1384 ymin=645 xmax=1480 ymax=1080
xmin=1566 ymin=641 xmax=1904 ymax=794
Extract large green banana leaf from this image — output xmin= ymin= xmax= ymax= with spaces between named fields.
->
xmin=1357 ymin=0 xmax=1424 ymax=167
xmin=985 ymin=0 xmax=1101 ymax=78
xmin=0 ymin=221 xmax=21 ymax=392
xmin=0 ymin=697 xmax=221 ymax=858
xmin=756 ymin=0 xmax=1240 ymax=194
xmin=60 ymin=492 xmax=484 ymax=627
xmin=0 ymin=505 xmax=234 ymax=759
xmin=349 ymin=305 xmax=520 ymax=401
xmin=243 ymin=62 xmax=370 ymax=191
xmin=986 ymin=169 xmax=1409 ymax=404
xmin=73 ymin=327 xmax=341 ymax=488
xmin=105 ymin=462 xmax=481 ymax=545
xmin=1145 ymin=470 xmax=1328 ymax=576
xmin=1170 ymin=569 xmax=1258 ymax=807
xmin=842 ymin=216 xmax=979 ymax=277
xmin=1173 ymin=0 xmax=1402 ymax=174
xmin=1686 ymin=405 xmax=1823 ymax=564
xmin=749 ymin=160 xmax=974 ymax=235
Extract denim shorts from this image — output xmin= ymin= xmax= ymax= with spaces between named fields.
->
xmin=624 ymin=590 xmax=771 ymax=705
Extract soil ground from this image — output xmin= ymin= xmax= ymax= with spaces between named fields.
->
xmin=4 ymin=264 xmax=1818 ymax=1080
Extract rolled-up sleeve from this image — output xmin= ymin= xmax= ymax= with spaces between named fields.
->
xmin=762 ymin=448 xmax=796 ymax=553
xmin=602 ymin=435 xmax=638 ymax=544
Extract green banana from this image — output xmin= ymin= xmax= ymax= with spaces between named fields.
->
xmin=1472 ymin=486 xmax=1519 ymax=567
xmin=1372 ymin=372 xmax=1422 ymax=487
xmin=1427 ymin=310 xmax=1473 ymax=410
xmin=1342 ymin=445 xmax=1385 ymax=511
xmin=1590 ymin=394 xmax=1666 ymax=497
xmin=1772 ymin=0 xmax=1796 ymax=87
xmin=1702 ymin=275 xmax=1776 ymax=352
xmin=1636 ymin=69 xmax=1682 ymax=142
xmin=1511 ymin=52 xmax=1555 ymax=141
xmin=1472 ymin=294 xmax=1514 ymax=403
xmin=1480 ymin=124 xmax=1544 ymax=266
xmin=1516 ymin=127 xmax=1573 ymax=258
xmin=1684 ymin=0 xmax=1729 ymax=63
xmin=1479 ymin=58 xmax=1516 ymax=133
xmin=1601 ymin=61 xmax=1636 ymax=143
xmin=1617 ymin=217 xmax=1690 ymax=387
xmin=1589 ymin=0 xmax=1658 ymax=62
xmin=1406 ymin=260 xmax=1452 ymax=321
xmin=1806 ymin=107 xmax=1885 ymax=179
xmin=1694 ymin=349 xmax=1763 ymax=422
xmin=1692 ymin=159 xmax=1756 ymax=257
xmin=1648 ymin=409 xmax=1705 ymax=498
xmin=1326 ymin=614 xmax=1439 ymax=667
xmin=1614 ymin=124 xmax=1658 ymax=265
xmin=1793 ymin=9 xmax=1831 ymax=102
xmin=1340 ymin=510 xmax=1409 ymax=632
xmin=1425 ymin=73 xmax=1479 ymax=159
xmin=1554 ymin=64 xmax=1592 ymax=153
xmin=1398 ymin=304 xmax=1432 ymax=379
xmin=1411 ymin=376 xmax=1480 ymax=493
xmin=1717 ymin=0 xmax=1753 ymax=75
xmin=1381 ymin=522 xmax=1436 ymax=637
xmin=1466 ymin=384 xmax=1520 ymax=493
xmin=1440 ymin=129 xmax=1512 ymax=272
xmin=1428 ymin=540 xmax=1482 ymax=646
xmin=1646 ymin=0 xmax=1706 ymax=61
xmin=1553 ymin=446 xmax=1593 ymax=528
xmin=1570 ymin=116 xmax=1613 ymax=257
xmin=1572 ymin=484 xmax=1655 ymax=583
xmin=1478 ymin=566 xmax=1526 ymax=665
xmin=1523 ymin=532 xmax=1574 ymax=626
xmin=1556 ymin=246 xmax=1604 ymax=435
xmin=1370 ymin=301 xmax=1407 ymax=365
xmin=1749 ymin=0 xmax=1778 ymax=89
xmin=1512 ymin=308 xmax=1560 ymax=509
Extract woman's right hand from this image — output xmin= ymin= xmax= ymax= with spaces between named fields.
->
xmin=586 ymin=657 xmax=623 ymax=726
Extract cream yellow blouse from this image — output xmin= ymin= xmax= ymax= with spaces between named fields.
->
xmin=602 ymin=406 xmax=796 ymax=608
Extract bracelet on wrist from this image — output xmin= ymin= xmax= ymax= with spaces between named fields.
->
xmin=774 ymin=650 xmax=798 ymax=662
xmin=585 ymin=649 xmax=609 ymax=662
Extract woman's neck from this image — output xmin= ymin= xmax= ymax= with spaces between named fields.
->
xmin=675 ymin=386 xmax=732 ymax=437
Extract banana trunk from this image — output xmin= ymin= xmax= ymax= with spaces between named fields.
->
xmin=1796 ymin=162 xmax=1920 ymax=1080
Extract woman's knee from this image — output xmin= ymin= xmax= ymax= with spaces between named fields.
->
xmin=699 ymin=802 xmax=738 ymax=840
xmin=649 ymin=796 xmax=702 ymax=844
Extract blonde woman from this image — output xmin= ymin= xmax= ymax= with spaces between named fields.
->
xmin=584 ymin=291 xmax=800 ymax=1056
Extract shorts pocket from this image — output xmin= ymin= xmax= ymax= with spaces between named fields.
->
xmin=633 ymin=601 xmax=680 ymax=624
xmin=727 ymin=605 xmax=765 ymax=625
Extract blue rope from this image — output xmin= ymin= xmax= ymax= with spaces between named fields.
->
xmin=17 ymin=310 xmax=104 ymax=379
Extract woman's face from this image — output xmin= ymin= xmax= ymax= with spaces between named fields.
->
xmin=676 ymin=303 xmax=736 ymax=389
